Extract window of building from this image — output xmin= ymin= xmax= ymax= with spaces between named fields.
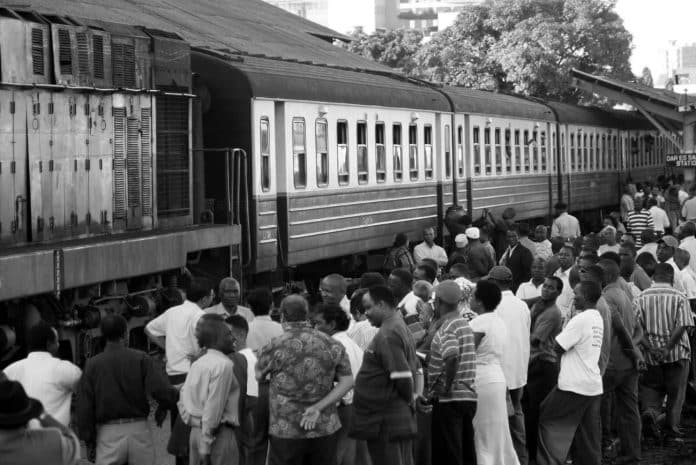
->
xmin=357 ymin=121 xmax=368 ymax=184
xmin=316 ymin=119 xmax=328 ymax=187
xmin=393 ymin=123 xmax=403 ymax=181
xmin=292 ymin=118 xmax=306 ymax=188
xmin=260 ymin=117 xmax=271 ymax=191
xmin=424 ymin=125 xmax=433 ymax=179
xmin=523 ymin=129 xmax=530 ymax=173
xmin=457 ymin=125 xmax=464 ymax=177
xmin=570 ymin=133 xmax=576 ymax=171
xmin=337 ymin=120 xmax=349 ymax=185
xmin=484 ymin=127 xmax=492 ymax=175
xmin=473 ymin=126 xmax=481 ymax=175
xmin=494 ymin=128 xmax=502 ymax=174
xmin=515 ymin=129 xmax=521 ymax=173
xmin=583 ymin=134 xmax=588 ymax=171
xmin=561 ymin=132 xmax=566 ymax=173
xmin=376 ymin=122 xmax=386 ymax=182
xmin=409 ymin=124 xmax=418 ymax=180
xmin=505 ymin=129 xmax=512 ymax=173
xmin=444 ymin=125 xmax=451 ymax=179
xmin=540 ymin=131 xmax=547 ymax=172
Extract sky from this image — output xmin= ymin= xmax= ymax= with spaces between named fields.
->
xmin=615 ymin=0 xmax=696 ymax=81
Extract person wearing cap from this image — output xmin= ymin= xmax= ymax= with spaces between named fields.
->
xmin=414 ymin=227 xmax=448 ymax=268
xmin=551 ymin=202 xmax=581 ymax=241
xmin=657 ymin=235 xmax=688 ymax=294
xmin=463 ymin=227 xmax=495 ymax=282
xmin=446 ymin=233 xmax=469 ymax=271
xmin=488 ymin=265 xmax=531 ymax=465
xmin=0 ymin=380 xmax=81 ymax=465
xmin=499 ymin=227 xmax=534 ymax=293
xmin=426 ymin=280 xmax=477 ymax=465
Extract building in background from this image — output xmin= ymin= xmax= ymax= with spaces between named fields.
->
xmin=658 ymin=41 xmax=696 ymax=94
xmin=263 ymin=0 xmax=482 ymax=35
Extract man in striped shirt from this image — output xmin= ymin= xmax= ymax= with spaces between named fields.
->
xmin=635 ymin=263 xmax=694 ymax=442
xmin=426 ymin=280 xmax=477 ymax=465
xmin=626 ymin=202 xmax=654 ymax=247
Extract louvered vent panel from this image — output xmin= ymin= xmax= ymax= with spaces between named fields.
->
xmin=31 ymin=28 xmax=45 ymax=75
xmin=76 ymin=32 xmax=89 ymax=75
xmin=112 ymin=42 xmax=136 ymax=88
xmin=126 ymin=117 xmax=141 ymax=208
xmin=57 ymin=29 xmax=72 ymax=75
xmin=113 ymin=108 xmax=127 ymax=220
xmin=140 ymin=108 xmax=152 ymax=216
xmin=93 ymin=35 xmax=104 ymax=79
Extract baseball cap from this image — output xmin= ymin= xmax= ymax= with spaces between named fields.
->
xmin=659 ymin=235 xmax=679 ymax=248
xmin=487 ymin=265 xmax=513 ymax=282
xmin=434 ymin=280 xmax=462 ymax=305
xmin=465 ymin=227 xmax=480 ymax=240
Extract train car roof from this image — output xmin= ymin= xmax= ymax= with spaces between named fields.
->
xmin=546 ymin=101 xmax=653 ymax=129
xmin=442 ymin=86 xmax=553 ymax=121
xmin=195 ymin=52 xmax=451 ymax=111
xmin=0 ymin=0 xmax=393 ymax=73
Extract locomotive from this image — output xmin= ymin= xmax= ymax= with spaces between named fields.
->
xmin=0 ymin=0 xmax=674 ymax=364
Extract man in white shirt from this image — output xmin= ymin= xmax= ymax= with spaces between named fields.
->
xmin=489 ymin=266 xmax=531 ymax=465
xmin=647 ymin=197 xmax=670 ymax=235
xmin=553 ymin=246 xmax=576 ymax=323
xmin=246 ymin=288 xmax=283 ymax=352
xmin=657 ymin=235 xmax=689 ymax=294
xmin=516 ymin=257 xmax=547 ymax=302
xmin=347 ymin=289 xmax=379 ymax=351
xmin=537 ymin=281 xmax=605 ymax=465
xmin=679 ymin=221 xmax=696 ymax=273
xmin=3 ymin=321 xmax=81 ymax=426
xmin=674 ymin=248 xmax=696 ymax=301
xmin=145 ymin=277 xmax=213 ymax=382
xmin=413 ymin=227 xmax=448 ymax=267
xmin=320 ymin=273 xmax=352 ymax=319
xmin=313 ymin=303 xmax=364 ymax=465
xmin=551 ymin=202 xmax=581 ymax=240
xmin=206 ymin=277 xmax=255 ymax=323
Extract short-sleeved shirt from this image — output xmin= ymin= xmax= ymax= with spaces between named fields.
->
xmin=635 ymin=283 xmax=694 ymax=365
xmin=495 ymin=291 xmax=531 ymax=389
xmin=427 ymin=313 xmax=476 ymax=402
xmin=205 ymin=303 xmax=255 ymax=323
xmin=256 ymin=321 xmax=351 ymax=439
xmin=529 ymin=301 xmax=563 ymax=364
xmin=556 ymin=309 xmax=604 ymax=396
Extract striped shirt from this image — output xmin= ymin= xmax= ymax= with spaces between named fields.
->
xmin=634 ymin=283 xmax=694 ymax=365
xmin=427 ymin=313 xmax=476 ymax=402
xmin=347 ymin=319 xmax=379 ymax=352
xmin=626 ymin=210 xmax=655 ymax=247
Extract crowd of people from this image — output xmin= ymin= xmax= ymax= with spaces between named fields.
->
xmin=2 ymin=177 xmax=696 ymax=465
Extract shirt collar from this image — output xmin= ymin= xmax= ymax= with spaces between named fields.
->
xmin=282 ymin=321 xmax=311 ymax=331
xmin=256 ymin=315 xmax=273 ymax=321
xmin=502 ymin=290 xmax=514 ymax=296
xmin=27 ymin=351 xmax=52 ymax=359
xmin=651 ymin=282 xmax=673 ymax=289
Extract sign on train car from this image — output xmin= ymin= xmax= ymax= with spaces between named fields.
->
xmin=666 ymin=153 xmax=696 ymax=167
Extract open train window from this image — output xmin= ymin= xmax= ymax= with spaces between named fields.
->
xmin=561 ymin=133 xmax=566 ymax=173
xmin=292 ymin=118 xmax=306 ymax=188
xmin=473 ymin=127 xmax=481 ymax=176
xmin=588 ymin=134 xmax=594 ymax=171
xmin=260 ymin=117 xmax=271 ymax=192
xmin=540 ymin=131 xmax=547 ymax=172
xmin=357 ymin=122 xmax=368 ymax=184
xmin=595 ymin=134 xmax=601 ymax=170
xmin=494 ymin=128 xmax=501 ymax=175
xmin=484 ymin=127 xmax=491 ymax=175
xmin=393 ymin=123 xmax=403 ymax=181
xmin=444 ymin=125 xmax=451 ymax=179
xmin=514 ymin=129 xmax=521 ymax=173
xmin=523 ymin=130 xmax=530 ymax=173
xmin=504 ymin=129 xmax=512 ymax=173
xmin=532 ymin=130 xmax=539 ymax=172
xmin=424 ymin=125 xmax=433 ymax=180
xmin=570 ymin=133 xmax=576 ymax=172
xmin=601 ymin=134 xmax=607 ymax=170
xmin=316 ymin=119 xmax=328 ymax=187
xmin=376 ymin=123 xmax=386 ymax=183
xmin=457 ymin=126 xmax=464 ymax=177
xmin=337 ymin=120 xmax=349 ymax=185
xmin=409 ymin=124 xmax=418 ymax=181
xmin=583 ymin=134 xmax=588 ymax=171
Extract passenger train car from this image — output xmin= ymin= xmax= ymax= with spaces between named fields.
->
xmin=0 ymin=0 xmax=675 ymax=363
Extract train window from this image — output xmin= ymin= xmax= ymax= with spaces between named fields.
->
xmin=588 ymin=134 xmax=594 ymax=171
xmin=337 ymin=121 xmax=349 ymax=185
xmin=473 ymin=127 xmax=481 ymax=176
xmin=260 ymin=118 xmax=271 ymax=192
xmin=357 ymin=122 xmax=368 ymax=184
xmin=444 ymin=125 xmax=452 ymax=179
xmin=532 ymin=130 xmax=539 ymax=172
xmin=514 ymin=130 xmax=521 ymax=173
xmin=316 ymin=119 xmax=329 ymax=187
xmin=457 ymin=126 xmax=464 ymax=177
xmin=570 ymin=133 xmax=576 ymax=171
xmin=523 ymin=130 xmax=530 ymax=173
xmin=31 ymin=28 xmax=45 ymax=76
xmin=504 ymin=129 xmax=512 ymax=173
xmin=57 ymin=29 xmax=73 ymax=75
xmin=424 ymin=125 xmax=433 ymax=180
xmin=494 ymin=128 xmax=502 ymax=175
xmin=292 ymin=118 xmax=306 ymax=189
xmin=595 ymin=134 xmax=601 ymax=170
xmin=484 ymin=127 xmax=492 ymax=175
xmin=376 ymin=123 xmax=386 ymax=183
xmin=561 ymin=133 xmax=566 ymax=173
xmin=630 ymin=136 xmax=638 ymax=168
xmin=583 ymin=134 xmax=588 ymax=171
xmin=601 ymin=134 xmax=607 ymax=171
xmin=393 ymin=123 xmax=403 ymax=181
xmin=409 ymin=124 xmax=418 ymax=181
xmin=540 ymin=131 xmax=547 ymax=172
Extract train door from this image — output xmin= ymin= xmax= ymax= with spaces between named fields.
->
xmin=87 ymin=94 xmax=114 ymax=234
xmin=0 ymin=89 xmax=28 ymax=244
xmin=27 ymin=90 xmax=55 ymax=241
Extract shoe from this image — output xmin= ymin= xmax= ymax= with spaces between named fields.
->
xmin=641 ymin=410 xmax=660 ymax=439
xmin=603 ymin=438 xmax=620 ymax=459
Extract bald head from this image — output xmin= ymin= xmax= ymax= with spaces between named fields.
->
xmin=281 ymin=294 xmax=309 ymax=322
xmin=320 ymin=274 xmax=347 ymax=304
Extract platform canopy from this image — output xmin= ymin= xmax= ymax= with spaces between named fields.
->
xmin=571 ymin=68 xmax=696 ymax=151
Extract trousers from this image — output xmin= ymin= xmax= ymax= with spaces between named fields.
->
xmin=96 ymin=420 xmax=153 ymax=465
xmin=269 ymin=433 xmax=339 ymax=465
xmin=523 ymin=359 xmax=558 ymax=461
xmin=601 ymin=368 xmax=641 ymax=462
xmin=189 ymin=425 xmax=239 ymax=465
xmin=508 ymin=388 xmax=528 ymax=465
xmin=639 ymin=360 xmax=690 ymax=433
xmin=431 ymin=400 xmax=477 ymax=465
xmin=367 ymin=437 xmax=414 ymax=465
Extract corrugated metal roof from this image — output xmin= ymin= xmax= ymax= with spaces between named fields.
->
xmin=443 ymin=86 xmax=553 ymax=121
xmin=0 ymin=0 xmax=393 ymax=72
xmin=195 ymin=52 xmax=451 ymax=111
xmin=547 ymin=101 xmax=652 ymax=129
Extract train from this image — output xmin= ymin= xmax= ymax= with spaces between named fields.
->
xmin=0 ymin=1 xmax=675 ymax=364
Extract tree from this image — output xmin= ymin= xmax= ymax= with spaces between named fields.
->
xmin=638 ymin=66 xmax=654 ymax=87
xmin=345 ymin=28 xmax=424 ymax=74
xmin=412 ymin=0 xmax=633 ymax=103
